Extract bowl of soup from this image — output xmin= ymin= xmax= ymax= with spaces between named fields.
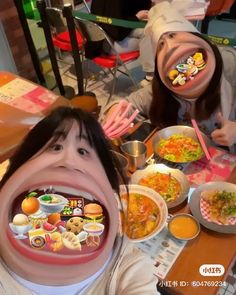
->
xmin=38 ymin=194 xmax=68 ymax=214
xmin=120 ymin=184 xmax=168 ymax=242
xmin=152 ymin=125 xmax=210 ymax=163
xmin=168 ymin=213 xmax=200 ymax=241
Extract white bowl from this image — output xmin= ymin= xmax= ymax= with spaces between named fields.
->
xmin=9 ymin=223 xmax=32 ymax=239
xmin=130 ymin=164 xmax=190 ymax=209
xmin=83 ymin=222 xmax=104 ymax=236
xmin=120 ymin=184 xmax=168 ymax=242
xmin=38 ymin=194 xmax=68 ymax=214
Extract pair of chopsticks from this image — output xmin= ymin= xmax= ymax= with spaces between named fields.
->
xmin=191 ymin=119 xmax=211 ymax=161
xmin=102 ymin=100 xmax=139 ymax=139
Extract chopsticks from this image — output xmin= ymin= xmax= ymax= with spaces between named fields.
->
xmin=102 ymin=100 xmax=139 ymax=139
xmin=191 ymin=119 xmax=211 ymax=161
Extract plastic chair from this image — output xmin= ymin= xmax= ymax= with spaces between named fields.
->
xmin=206 ymin=0 xmax=235 ymax=16
xmin=201 ymin=0 xmax=235 ymax=33
xmin=74 ymin=16 xmax=140 ymax=105
xmin=46 ymin=7 xmax=84 ymax=58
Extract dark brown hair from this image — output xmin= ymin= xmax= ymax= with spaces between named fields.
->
xmin=149 ymin=33 xmax=223 ymax=127
xmin=0 ymin=107 xmax=125 ymax=192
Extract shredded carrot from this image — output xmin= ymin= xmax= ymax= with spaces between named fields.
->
xmin=156 ymin=134 xmax=203 ymax=162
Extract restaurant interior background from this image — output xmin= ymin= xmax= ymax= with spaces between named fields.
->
xmin=0 ymin=1 xmax=236 ymax=294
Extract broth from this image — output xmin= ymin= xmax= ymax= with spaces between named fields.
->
xmin=124 ymin=193 xmax=160 ymax=239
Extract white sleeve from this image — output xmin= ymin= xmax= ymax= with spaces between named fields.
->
xmin=115 ymin=245 xmax=160 ymax=295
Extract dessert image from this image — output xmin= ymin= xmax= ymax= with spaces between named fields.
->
xmin=13 ymin=213 xmax=29 ymax=226
xmin=66 ymin=217 xmax=85 ymax=235
xmin=28 ymin=210 xmax=48 ymax=228
xmin=30 ymin=236 xmax=46 ymax=249
xmin=9 ymin=214 xmax=32 ymax=239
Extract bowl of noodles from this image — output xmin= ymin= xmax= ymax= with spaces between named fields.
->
xmin=152 ymin=125 xmax=210 ymax=163
xmin=130 ymin=164 xmax=190 ymax=209
xmin=119 ymin=184 xmax=168 ymax=242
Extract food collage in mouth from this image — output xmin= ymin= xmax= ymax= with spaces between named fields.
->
xmin=168 ymin=51 xmax=206 ymax=87
xmin=8 ymin=187 xmax=108 ymax=256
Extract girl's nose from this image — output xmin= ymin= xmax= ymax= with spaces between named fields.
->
xmin=164 ymin=37 xmax=175 ymax=50
xmin=55 ymin=147 xmax=84 ymax=172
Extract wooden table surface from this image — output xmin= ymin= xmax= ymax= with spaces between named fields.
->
xmin=144 ymin=132 xmax=236 ymax=295
xmin=0 ymin=71 xmax=71 ymax=163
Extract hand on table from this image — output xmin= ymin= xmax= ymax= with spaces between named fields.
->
xmin=211 ymin=112 xmax=236 ymax=147
xmin=102 ymin=100 xmax=139 ymax=139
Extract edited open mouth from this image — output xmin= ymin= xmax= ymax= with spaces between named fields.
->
xmin=7 ymin=185 xmax=109 ymax=265
xmin=165 ymin=49 xmax=207 ymax=88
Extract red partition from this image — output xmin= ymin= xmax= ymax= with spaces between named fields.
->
xmin=206 ymin=0 xmax=235 ymax=16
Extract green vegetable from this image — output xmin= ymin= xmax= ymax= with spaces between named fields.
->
xmin=41 ymin=195 xmax=52 ymax=201
xmin=222 ymin=207 xmax=236 ymax=216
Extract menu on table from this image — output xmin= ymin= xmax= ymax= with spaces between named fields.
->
xmin=137 ymin=225 xmax=186 ymax=280
xmin=183 ymin=146 xmax=236 ymax=186
xmin=0 ymin=78 xmax=58 ymax=114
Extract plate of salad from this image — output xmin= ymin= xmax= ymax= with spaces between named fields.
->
xmin=130 ymin=164 xmax=190 ymax=209
xmin=152 ymin=125 xmax=211 ymax=163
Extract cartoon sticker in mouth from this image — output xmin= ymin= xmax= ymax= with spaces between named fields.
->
xmin=168 ymin=51 xmax=206 ymax=86
xmin=9 ymin=188 xmax=108 ymax=254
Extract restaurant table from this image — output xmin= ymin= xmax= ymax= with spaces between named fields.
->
xmin=143 ymin=133 xmax=236 ymax=295
xmin=0 ymin=71 xmax=71 ymax=163
xmin=0 ymin=71 xmax=98 ymax=164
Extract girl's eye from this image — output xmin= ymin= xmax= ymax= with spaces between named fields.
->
xmin=78 ymin=148 xmax=89 ymax=156
xmin=168 ymin=33 xmax=175 ymax=39
xmin=158 ymin=40 xmax=164 ymax=50
xmin=49 ymin=143 xmax=63 ymax=152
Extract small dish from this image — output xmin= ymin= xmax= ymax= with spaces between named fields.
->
xmin=168 ymin=213 xmax=200 ymax=241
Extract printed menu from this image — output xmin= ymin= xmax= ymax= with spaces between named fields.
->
xmin=183 ymin=146 xmax=236 ymax=186
xmin=137 ymin=225 xmax=186 ymax=280
xmin=0 ymin=78 xmax=58 ymax=114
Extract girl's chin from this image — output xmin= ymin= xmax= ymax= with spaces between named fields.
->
xmin=171 ymin=86 xmax=205 ymax=99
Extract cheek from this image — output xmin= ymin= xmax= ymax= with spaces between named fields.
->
xmin=156 ymin=54 xmax=163 ymax=76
